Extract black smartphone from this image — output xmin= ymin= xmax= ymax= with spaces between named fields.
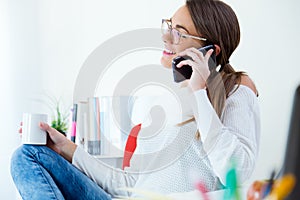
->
xmin=172 ymin=45 xmax=216 ymax=83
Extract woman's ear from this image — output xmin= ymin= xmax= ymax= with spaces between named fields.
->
xmin=214 ymin=45 xmax=221 ymax=56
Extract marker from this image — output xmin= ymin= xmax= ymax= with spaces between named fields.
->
xmin=224 ymin=162 xmax=240 ymax=200
xmin=195 ymin=182 xmax=210 ymax=200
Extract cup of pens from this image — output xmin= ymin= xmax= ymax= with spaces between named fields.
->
xmin=247 ymin=180 xmax=270 ymax=200
xmin=247 ymin=173 xmax=296 ymax=200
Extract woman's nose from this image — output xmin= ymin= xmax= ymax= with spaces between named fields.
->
xmin=161 ymin=31 xmax=172 ymax=44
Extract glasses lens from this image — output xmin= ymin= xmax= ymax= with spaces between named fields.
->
xmin=161 ymin=20 xmax=170 ymax=35
xmin=171 ymin=29 xmax=181 ymax=44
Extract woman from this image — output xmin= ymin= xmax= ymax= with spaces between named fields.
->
xmin=11 ymin=0 xmax=260 ymax=199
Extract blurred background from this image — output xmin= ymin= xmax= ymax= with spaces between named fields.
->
xmin=1 ymin=0 xmax=299 ymax=199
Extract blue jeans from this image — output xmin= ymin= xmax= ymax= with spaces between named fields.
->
xmin=10 ymin=145 xmax=112 ymax=200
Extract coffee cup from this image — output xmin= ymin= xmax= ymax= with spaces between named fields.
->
xmin=22 ymin=113 xmax=48 ymax=145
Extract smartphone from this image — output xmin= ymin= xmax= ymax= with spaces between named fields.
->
xmin=172 ymin=45 xmax=216 ymax=83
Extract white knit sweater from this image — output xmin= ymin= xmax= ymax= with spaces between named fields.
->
xmin=72 ymin=85 xmax=260 ymax=197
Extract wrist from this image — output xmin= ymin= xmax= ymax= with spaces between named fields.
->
xmin=60 ymin=140 xmax=77 ymax=162
xmin=189 ymin=69 xmax=210 ymax=91
xmin=189 ymin=81 xmax=206 ymax=91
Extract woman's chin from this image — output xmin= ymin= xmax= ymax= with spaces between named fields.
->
xmin=160 ymin=56 xmax=172 ymax=69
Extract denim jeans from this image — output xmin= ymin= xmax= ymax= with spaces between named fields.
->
xmin=10 ymin=145 xmax=112 ymax=200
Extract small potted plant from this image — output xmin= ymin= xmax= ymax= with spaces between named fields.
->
xmin=35 ymin=94 xmax=70 ymax=136
xmin=51 ymin=102 xmax=69 ymax=136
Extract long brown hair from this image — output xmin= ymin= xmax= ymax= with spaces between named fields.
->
xmin=186 ymin=0 xmax=245 ymax=117
xmin=176 ymin=0 xmax=245 ymax=139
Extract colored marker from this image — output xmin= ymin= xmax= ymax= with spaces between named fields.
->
xmin=224 ymin=162 xmax=240 ymax=200
xmin=195 ymin=182 xmax=210 ymax=200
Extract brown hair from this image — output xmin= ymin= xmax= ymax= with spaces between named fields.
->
xmin=177 ymin=0 xmax=245 ymax=139
xmin=186 ymin=0 xmax=245 ymax=117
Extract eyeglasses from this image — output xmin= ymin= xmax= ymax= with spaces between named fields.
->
xmin=161 ymin=19 xmax=207 ymax=45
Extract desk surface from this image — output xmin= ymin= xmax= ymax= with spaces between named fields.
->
xmin=112 ymin=187 xmax=248 ymax=200
xmin=169 ymin=187 xmax=248 ymax=200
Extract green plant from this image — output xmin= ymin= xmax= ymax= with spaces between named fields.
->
xmin=51 ymin=102 xmax=69 ymax=136
xmin=35 ymin=93 xmax=70 ymax=136
xmin=44 ymin=94 xmax=70 ymax=136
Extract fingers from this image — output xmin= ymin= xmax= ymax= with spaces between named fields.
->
xmin=19 ymin=128 xmax=22 ymax=139
xmin=176 ymin=47 xmax=213 ymax=91
xmin=204 ymin=49 xmax=214 ymax=60
xmin=188 ymin=47 xmax=206 ymax=60
xmin=18 ymin=122 xmax=23 ymax=137
xmin=39 ymin=122 xmax=66 ymax=143
xmin=39 ymin=122 xmax=58 ymax=143
xmin=176 ymin=59 xmax=195 ymax=68
xmin=178 ymin=47 xmax=214 ymax=60
xmin=178 ymin=48 xmax=203 ymax=63
xmin=177 ymin=47 xmax=214 ymax=68
xmin=177 ymin=59 xmax=205 ymax=79
xmin=39 ymin=122 xmax=52 ymax=132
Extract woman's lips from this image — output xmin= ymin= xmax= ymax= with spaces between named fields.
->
xmin=163 ymin=49 xmax=176 ymax=56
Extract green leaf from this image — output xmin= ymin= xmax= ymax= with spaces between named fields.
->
xmin=49 ymin=98 xmax=70 ymax=134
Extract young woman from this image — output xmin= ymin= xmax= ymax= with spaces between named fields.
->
xmin=11 ymin=0 xmax=260 ymax=199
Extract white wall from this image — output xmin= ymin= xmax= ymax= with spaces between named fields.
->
xmin=0 ymin=1 xmax=45 ymax=198
xmin=228 ymin=0 xmax=300 ymax=180
xmin=1 ymin=0 xmax=299 ymax=198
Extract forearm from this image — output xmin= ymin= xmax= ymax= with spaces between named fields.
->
xmin=192 ymin=86 xmax=260 ymax=184
xmin=39 ymin=122 xmax=78 ymax=162
xmin=60 ymin=139 xmax=77 ymax=162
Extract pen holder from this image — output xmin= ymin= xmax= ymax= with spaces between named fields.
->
xmin=247 ymin=180 xmax=269 ymax=200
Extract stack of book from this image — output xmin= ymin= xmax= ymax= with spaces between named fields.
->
xmin=72 ymin=96 xmax=134 ymax=156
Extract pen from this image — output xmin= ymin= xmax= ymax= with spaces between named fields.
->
xmin=262 ymin=170 xmax=275 ymax=198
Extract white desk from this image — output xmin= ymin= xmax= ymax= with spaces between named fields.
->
xmin=112 ymin=187 xmax=248 ymax=200
xmin=94 ymin=155 xmax=249 ymax=200
xmin=169 ymin=188 xmax=248 ymax=200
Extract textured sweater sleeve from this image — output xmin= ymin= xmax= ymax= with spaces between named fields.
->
xmin=192 ymin=85 xmax=260 ymax=185
xmin=72 ymin=147 xmax=138 ymax=197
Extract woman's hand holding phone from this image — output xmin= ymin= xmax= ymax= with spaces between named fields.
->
xmin=176 ymin=47 xmax=214 ymax=91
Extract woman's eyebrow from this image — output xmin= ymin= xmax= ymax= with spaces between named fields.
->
xmin=175 ymin=24 xmax=190 ymax=34
xmin=170 ymin=18 xmax=190 ymax=34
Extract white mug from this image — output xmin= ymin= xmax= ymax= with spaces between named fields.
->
xmin=22 ymin=113 xmax=48 ymax=145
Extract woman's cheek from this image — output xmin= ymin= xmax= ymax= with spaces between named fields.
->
xmin=160 ymin=55 xmax=175 ymax=69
